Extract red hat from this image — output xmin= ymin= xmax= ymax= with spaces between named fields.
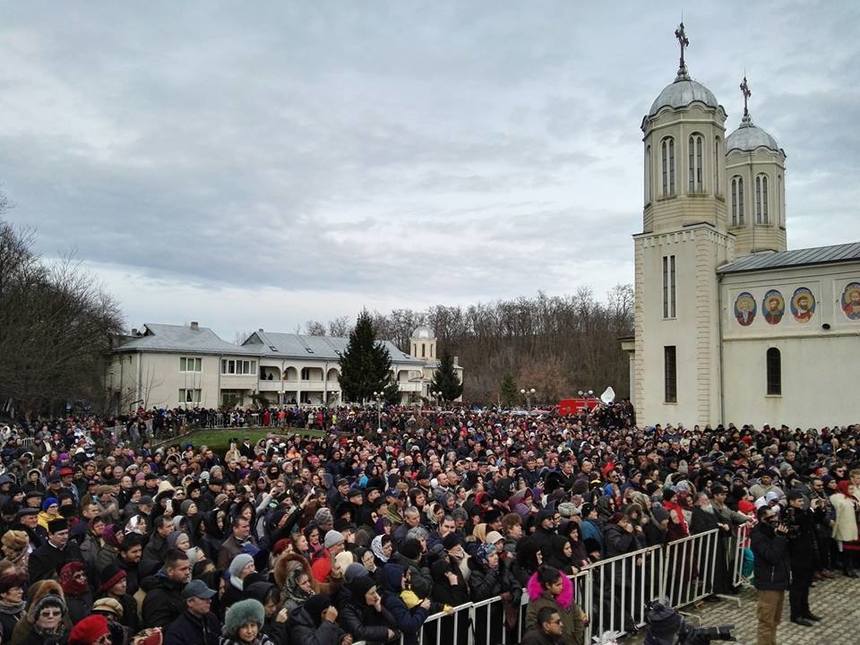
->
xmin=272 ymin=538 xmax=291 ymax=557
xmin=69 ymin=614 xmax=110 ymax=645
xmin=60 ymin=467 xmax=75 ymax=477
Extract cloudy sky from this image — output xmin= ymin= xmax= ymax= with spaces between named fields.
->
xmin=1 ymin=1 xmax=857 ymax=339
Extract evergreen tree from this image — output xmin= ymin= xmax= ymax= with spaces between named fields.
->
xmin=338 ymin=310 xmax=396 ymax=403
xmin=499 ymin=373 xmax=518 ymax=407
xmin=431 ymin=352 xmax=463 ymax=402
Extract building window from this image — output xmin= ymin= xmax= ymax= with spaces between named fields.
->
xmin=731 ymin=176 xmax=744 ymax=226
xmin=179 ymin=357 xmax=201 ymax=372
xmin=644 ymin=144 xmax=651 ymax=203
xmin=777 ymin=175 xmax=783 ymax=226
xmin=766 ymin=347 xmax=781 ymax=395
xmin=713 ymin=137 xmax=720 ymax=195
xmin=421 ymin=344 xmax=426 ymax=358
xmin=661 ymin=137 xmax=675 ymax=196
xmin=755 ymin=174 xmax=769 ymax=224
xmin=179 ymin=388 xmax=201 ymax=404
xmin=662 ymin=255 xmax=676 ymax=318
xmin=688 ymin=133 xmax=703 ymax=192
xmin=664 ymin=346 xmax=677 ymax=403
xmin=221 ymin=359 xmax=256 ymax=375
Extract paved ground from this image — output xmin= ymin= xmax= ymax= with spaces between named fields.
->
xmin=627 ymin=574 xmax=859 ymax=645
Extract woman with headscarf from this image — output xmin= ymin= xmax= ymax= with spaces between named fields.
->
xmin=560 ymin=521 xmax=591 ymax=570
xmin=58 ymin=561 xmax=92 ymax=624
xmin=223 ymin=553 xmax=260 ymax=609
xmin=379 ymin=563 xmax=431 ymax=645
xmin=286 ymin=593 xmax=350 ymax=645
xmin=337 ymin=575 xmax=399 ymax=645
xmin=830 ymin=480 xmax=860 ymax=576
xmin=370 ymin=535 xmax=392 ymax=570
xmin=541 ymin=534 xmax=578 ymax=576
xmin=0 ymin=572 xmax=26 ymax=642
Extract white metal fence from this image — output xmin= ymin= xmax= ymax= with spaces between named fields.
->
xmin=353 ymin=529 xmax=721 ymax=645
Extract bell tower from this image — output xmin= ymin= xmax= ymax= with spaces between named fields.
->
xmin=632 ymin=23 xmax=734 ymax=427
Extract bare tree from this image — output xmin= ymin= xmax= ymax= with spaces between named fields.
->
xmin=305 ymin=320 xmax=327 ymax=336
xmin=328 ymin=315 xmax=351 ymax=338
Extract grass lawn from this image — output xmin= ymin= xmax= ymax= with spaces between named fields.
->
xmin=156 ymin=426 xmax=326 ymax=453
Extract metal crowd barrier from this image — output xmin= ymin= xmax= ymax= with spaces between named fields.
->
xmin=354 ymin=530 xmax=721 ymax=645
xmin=730 ymin=523 xmax=753 ymax=589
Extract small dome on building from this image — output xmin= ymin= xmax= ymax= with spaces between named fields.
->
xmin=726 ymin=122 xmax=781 ymax=153
xmin=411 ymin=325 xmax=435 ymax=340
xmin=648 ymin=78 xmax=720 ymax=118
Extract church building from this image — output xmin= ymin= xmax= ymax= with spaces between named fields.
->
xmin=625 ymin=24 xmax=860 ymax=429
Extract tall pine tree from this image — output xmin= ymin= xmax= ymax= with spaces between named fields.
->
xmin=431 ymin=351 xmax=463 ymax=402
xmin=499 ymin=372 xmax=518 ymax=407
xmin=338 ymin=310 xmax=397 ymax=403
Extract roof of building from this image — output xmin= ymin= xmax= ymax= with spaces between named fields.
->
xmin=726 ymin=121 xmax=781 ymax=154
xmin=648 ymin=78 xmax=720 ymax=118
xmin=116 ymin=323 xmax=425 ymax=364
xmin=717 ymin=242 xmax=860 ymax=274
xmin=244 ymin=331 xmax=424 ymax=364
xmin=411 ymin=326 xmax=435 ymax=340
xmin=116 ymin=323 xmax=259 ymax=355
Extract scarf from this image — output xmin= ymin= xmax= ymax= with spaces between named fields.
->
xmin=59 ymin=562 xmax=89 ymax=596
xmin=0 ymin=599 xmax=25 ymax=616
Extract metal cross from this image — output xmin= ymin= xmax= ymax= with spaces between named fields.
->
xmin=740 ymin=76 xmax=752 ymax=118
xmin=675 ymin=22 xmax=689 ymax=73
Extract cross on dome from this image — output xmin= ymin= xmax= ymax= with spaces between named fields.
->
xmin=740 ymin=75 xmax=753 ymax=125
xmin=674 ymin=22 xmax=690 ymax=81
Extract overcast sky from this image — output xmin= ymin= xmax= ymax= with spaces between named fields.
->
xmin=1 ymin=1 xmax=857 ymax=340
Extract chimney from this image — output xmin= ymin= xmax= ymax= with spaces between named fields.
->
xmin=258 ymin=328 xmax=264 ymax=332
xmin=190 ymin=321 xmax=199 ymax=330
xmin=131 ymin=328 xmax=138 ymax=336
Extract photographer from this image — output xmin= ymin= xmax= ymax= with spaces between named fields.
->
xmin=784 ymin=490 xmax=824 ymax=626
xmin=750 ymin=505 xmax=791 ymax=645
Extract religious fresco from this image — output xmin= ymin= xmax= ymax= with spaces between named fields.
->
xmin=842 ymin=282 xmax=860 ymax=320
xmin=734 ymin=292 xmax=756 ymax=326
xmin=790 ymin=287 xmax=816 ymax=323
xmin=762 ymin=289 xmax=785 ymax=325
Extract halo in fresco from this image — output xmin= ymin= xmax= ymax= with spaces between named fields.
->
xmin=762 ymin=289 xmax=784 ymax=325
xmin=734 ymin=292 xmax=756 ymax=326
xmin=790 ymin=287 xmax=815 ymax=323
xmin=842 ymin=282 xmax=860 ymax=320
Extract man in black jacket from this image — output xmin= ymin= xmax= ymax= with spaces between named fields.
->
xmin=785 ymin=490 xmax=825 ymax=625
xmin=750 ymin=506 xmax=791 ymax=645
xmin=163 ymin=579 xmax=221 ymax=645
xmin=28 ymin=517 xmax=83 ymax=584
xmin=141 ymin=549 xmax=193 ymax=628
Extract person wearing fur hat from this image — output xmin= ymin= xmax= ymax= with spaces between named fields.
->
xmin=67 ymin=613 xmax=111 ymax=645
xmin=0 ymin=530 xmax=30 ymax=577
xmin=219 ymin=598 xmax=275 ymax=645
xmin=16 ymin=591 xmax=69 ymax=645
xmin=59 ymin=561 xmax=93 ymax=624
xmin=0 ymin=571 xmax=27 ymax=642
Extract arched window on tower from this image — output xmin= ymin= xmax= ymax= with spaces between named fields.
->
xmin=731 ymin=176 xmax=744 ymax=226
xmin=777 ymin=175 xmax=783 ymax=227
xmin=688 ymin=133 xmax=703 ymax=193
xmin=756 ymin=174 xmax=769 ymax=224
xmin=644 ymin=144 xmax=651 ymax=204
xmin=766 ymin=347 xmax=781 ymax=395
xmin=661 ymin=137 xmax=675 ymax=196
xmin=713 ymin=137 xmax=721 ymax=196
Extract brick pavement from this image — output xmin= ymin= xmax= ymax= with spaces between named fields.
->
xmin=625 ymin=574 xmax=859 ymax=645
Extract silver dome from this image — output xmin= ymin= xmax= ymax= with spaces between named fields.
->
xmin=726 ymin=123 xmax=781 ymax=153
xmin=648 ymin=79 xmax=719 ymax=117
xmin=411 ymin=326 xmax=435 ymax=340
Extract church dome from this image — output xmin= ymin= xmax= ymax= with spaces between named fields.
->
xmin=411 ymin=326 xmax=434 ymax=340
xmin=648 ymin=78 xmax=719 ymax=117
xmin=726 ymin=122 xmax=780 ymax=153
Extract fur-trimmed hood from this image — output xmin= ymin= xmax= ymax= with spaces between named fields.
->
xmin=223 ymin=598 xmax=264 ymax=636
xmin=525 ymin=571 xmax=573 ymax=609
xmin=273 ymin=552 xmax=311 ymax=590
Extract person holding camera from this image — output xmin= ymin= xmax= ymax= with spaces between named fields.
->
xmin=785 ymin=490 xmax=825 ymax=626
xmin=750 ymin=505 xmax=791 ymax=645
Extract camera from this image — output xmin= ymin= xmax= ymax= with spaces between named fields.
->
xmin=645 ymin=599 xmax=735 ymax=644
xmin=678 ymin=623 xmax=736 ymax=645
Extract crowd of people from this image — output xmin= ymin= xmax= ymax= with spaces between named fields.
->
xmin=0 ymin=402 xmax=857 ymax=645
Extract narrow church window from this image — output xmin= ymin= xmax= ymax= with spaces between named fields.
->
xmin=644 ymin=145 xmax=651 ymax=203
xmin=777 ymin=175 xmax=783 ymax=226
xmin=661 ymin=137 xmax=675 ymax=196
xmin=688 ymin=134 xmax=703 ymax=192
xmin=664 ymin=346 xmax=677 ymax=403
xmin=766 ymin=347 xmax=781 ymax=395
xmin=731 ymin=176 xmax=744 ymax=226
xmin=756 ymin=174 xmax=769 ymax=224
xmin=421 ymin=344 xmax=425 ymax=358
xmin=662 ymin=255 xmax=676 ymax=318
xmin=713 ymin=137 xmax=720 ymax=195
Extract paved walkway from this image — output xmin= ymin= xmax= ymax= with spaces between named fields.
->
xmin=633 ymin=574 xmax=860 ymax=645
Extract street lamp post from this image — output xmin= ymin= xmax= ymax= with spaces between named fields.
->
xmin=431 ymin=390 xmax=443 ymax=409
xmin=520 ymin=387 xmax=536 ymax=410
xmin=372 ymin=391 xmax=384 ymax=431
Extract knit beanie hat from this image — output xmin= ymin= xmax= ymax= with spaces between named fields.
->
xmin=344 ymin=563 xmax=369 ymax=585
xmin=228 ymin=553 xmax=255 ymax=579
xmin=349 ymin=574 xmax=377 ymax=599
xmin=442 ymin=534 xmax=460 ymax=551
xmin=399 ymin=538 xmax=421 ymax=561
xmin=99 ymin=563 xmax=127 ymax=593
xmin=42 ymin=497 xmax=59 ymax=511
xmin=180 ymin=499 xmax=196 ymax=515
xmin=223 ymin=598 xmax=265 ymax=636
xmin=1 ymin=530 xmax=28 ymax=551
xmin=302 ymin=594 xmax=332 ymax=627
xmin=324 ymin=530 xmax=344 ymax=549
xmin=315 ymin=507 xmax=334 ymax=526
xmin=69 ymin=614 xmax=110 ymax=645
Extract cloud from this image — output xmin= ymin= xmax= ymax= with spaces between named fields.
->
xmin=1 ymin=1 xmax=856 ymax=336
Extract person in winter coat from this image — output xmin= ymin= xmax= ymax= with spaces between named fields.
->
xmin=245 ymin=581 xmax=289 ymax=645
xmin=98 ymin=562 xmax=139 ymax=634
xmin=521 ymin=606 xmax=565 ymax=645
xmin=12 ymin=591 xmax=68 ymax=645
xmin=218 ymin=598 xmax=276 ymax=645
xmin=750 ymin=505 xmax=792 ymax=645
xmin=223 ymin=553 xmax=258 ymax=609
xmin=389 ymin=539 xmax=433 ymax=600
xmin=67 ymin=614 xmax=111 ymax=645
xmin=164 ymin=579 xmax=222 ymax=645
xmin=58 ymin=561 xmax=93 ymax=624
xmin=378 ymin=563 xmax=430 ymax=645
xmin=141 ymin=549 xmax=193 ymax=628
xmin=286 ymin=593 xmax=351 ymax=645
xmin=0 ymin=572 xmax=26 ymax=644
xmin=337 ymin=575 xmax=399 ymax=644
xmin=830 ymin=481 xmax=859 ymax=576
xmin=525 ymin=565 xmax=585 ymax=645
